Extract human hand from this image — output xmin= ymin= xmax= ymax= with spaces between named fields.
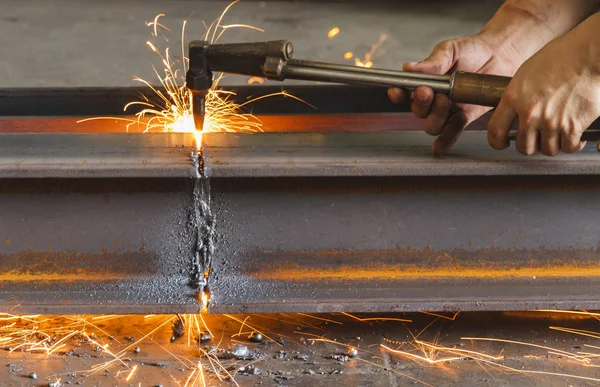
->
xmin=388 ymin=35 xmax=521 ymax=155
xmin=487 ymin=15 xmax=600 ymax=155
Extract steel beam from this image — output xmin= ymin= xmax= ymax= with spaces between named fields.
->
xmin=203 ymin=132 xmax=600 ymax=313
xmin=4 ymin=131 xmax=600 ymax=314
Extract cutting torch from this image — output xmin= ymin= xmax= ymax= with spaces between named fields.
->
xmin=185 ymin=40 xmax=600 ymax=142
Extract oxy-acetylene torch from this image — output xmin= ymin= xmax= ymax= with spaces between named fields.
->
xmin=185 ymin=40 xmax=600 ymax=142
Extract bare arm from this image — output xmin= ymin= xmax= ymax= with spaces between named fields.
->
xmin=481 ymin=0 xmax=600 ymax=60
xmin=487 ymin=11 xmax=600 ymax=155
xmin=389 ymin=0 xmax=600 ymax=155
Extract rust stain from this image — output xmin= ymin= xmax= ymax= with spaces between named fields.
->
xmin=0 ymin=250 xmax=159 ymax=281
xmin=250 ymin=263 xmax=600 ymax=281
xmin=1 ymin=270 xmax=123 ymax=283
xmin=243 ymin=246 xmax=600 ymax=282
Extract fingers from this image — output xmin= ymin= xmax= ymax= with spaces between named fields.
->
xmin=423 ymin=94 xmax=451 ymax=136
xmin=388 ymin=86 xmax=437 ymax=120
xmin=487 ymin=98 xmax=517 ymax=150
xmin=411 ymin=86 xmax=435 ymax=119
xmin=516 ymin=123 xmax=539 ymax=155
xmin=403 ymin=40 xmax=456 ymax=75
xmin=432 ymin=111 xmax=469 ymax=156
xmin=561 ymin=132 xmax=586 ymax=153
xmin=540 ymin=129 xmax=559 ymax=156
xmin=387 ymin=87 xmax=408 ymax=105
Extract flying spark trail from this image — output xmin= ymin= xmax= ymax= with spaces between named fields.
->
xmin=79 ymin=1 xmax=313 ymax=150
xmin=328 ymin=27 xmax=340 ymax=38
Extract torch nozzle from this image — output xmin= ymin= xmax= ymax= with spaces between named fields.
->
xmin=191 ymin=90 xmax=207 ymax=132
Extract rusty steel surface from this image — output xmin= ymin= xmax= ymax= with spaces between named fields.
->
xmin=0 ymin=133 xmax=204 ymax=314
xmin=203 ymin=132 xmax=600 ymax=177
xmin=0 ymin=133 xmax=198 ymax=178
xmin=203 ymin=132 xmax=600 ymax=314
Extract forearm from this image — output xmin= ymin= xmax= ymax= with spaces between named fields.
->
xmin=478 ymin=0 xmax=600 ymax=62
xmin=565 ymin=12 xmax=600 ymax=80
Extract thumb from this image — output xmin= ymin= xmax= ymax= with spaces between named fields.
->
xmin=403 ymin=40 xmax=456 ymax=75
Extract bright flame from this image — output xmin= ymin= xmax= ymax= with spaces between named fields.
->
xmin=129 ymin=8 xmax=267 ymax=147
xmin=78 ymin=3 xmax=273 ymax=148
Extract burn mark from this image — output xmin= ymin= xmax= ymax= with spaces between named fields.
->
xmin=189 ymin=150 xmax=216 ymax=305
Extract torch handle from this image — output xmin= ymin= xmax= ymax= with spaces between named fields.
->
xmin=449 ymin=72 xmax=511 ymax=107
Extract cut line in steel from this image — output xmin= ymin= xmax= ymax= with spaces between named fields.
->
xmin=3 ymin=131 xmax=600 ymax=314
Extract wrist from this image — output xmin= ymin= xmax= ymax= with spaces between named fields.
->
xmin=477 ymin=1 xmax=558 ymax=62
xmin=584 ymin=13 xmax=600 ymax=78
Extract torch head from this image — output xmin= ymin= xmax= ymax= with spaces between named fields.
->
xmin=186 ymin=41 xmax=213 ymax=132
xmin=186 ymin=39 xmax=294 ymax=131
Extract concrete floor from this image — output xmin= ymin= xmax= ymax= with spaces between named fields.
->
xmin=3 ymin=312 xmax=600 ymax=387
xmin=0 ymin=0 xmax=501 ymax=87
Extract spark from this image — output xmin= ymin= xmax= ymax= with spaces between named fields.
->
xmin=225 ymin=314 xmax=283 ymax=346
xmin=462 ymin=337 xmax=591 ymax=364
xmin=382 ymin=343 xmax=463 ymax=364
xmin=341 ymin=312 xmax=412 ymax=323
xmin=353 ymin=33 xmax=388 ymax=68
xmin=146 ymin=14 xmax=169 ymax=36
xmin=79 ymin=3 xmax=310 ymax=148
xmin=344 ymin=51 xmax=353 ymax=60
xmin=126 ymin=365 xmax=138 ymax=382
xmin=421 ymin=311 xmax=460 ymax=321
xmin=184 ymin=362 xmax=207 ymax=387
xmin=328 ymin=27 xmax=340 ymax=38
xmin=296 ymin=313 xmax=343 ymax=325
xmin=550 ymin=326 xmax=600 ymax=340
xmin=357 ymin=357 xmax=434 ymax=386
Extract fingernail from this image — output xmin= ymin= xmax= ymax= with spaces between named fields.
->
xmin=416 ymin=92 xmax=429 ymax=103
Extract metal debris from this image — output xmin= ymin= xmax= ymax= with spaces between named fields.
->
xmin=171 ymin=317 xmax=185 ymax=342
xmin=199 ymin=332 xmax=212 ymax=343
xmin=238 ymin=365 xmax=262 ymax=376
xmin=249 ymin=331 xmax=264 ymax=343
xmin=134 ymin=347 xmax=141 ymax=354
xmin=347 ymin=347 xmax=358 ymax=357
xmin=330 ymin=354 xmax=349 ymax=362
xmin=230 ymin=344 xmax=252 ymax=360
xmin=294 ymin=353 xmax=310 ymax=361
xmin=29 ymin=372 xmax=38 ymax=379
